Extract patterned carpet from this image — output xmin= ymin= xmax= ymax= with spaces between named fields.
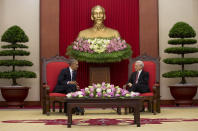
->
xmin=2 ymin=118 xmax=198 ymax=126
xmin=0 ymin=107 xmax=198 ymax=131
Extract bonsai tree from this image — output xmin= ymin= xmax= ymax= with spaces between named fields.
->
xmin=0 ymin=25 xmax=36 ymax=86
xmin=162 ymin=22 xmax=198 ymax=84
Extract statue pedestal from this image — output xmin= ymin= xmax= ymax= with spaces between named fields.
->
xmin=89 ymin=66 xmax=110 ymax=84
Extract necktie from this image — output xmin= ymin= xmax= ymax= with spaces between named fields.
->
xmin=135 ymin=71 xmax=139 ymax=83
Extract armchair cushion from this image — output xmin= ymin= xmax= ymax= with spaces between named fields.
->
xmin=49 ymin=93 xmax=66 ymax=97
xmin=46 ymin=62 xmax=69 ymax=92
xmin=140 ymin=92 xmax=154 ymax=97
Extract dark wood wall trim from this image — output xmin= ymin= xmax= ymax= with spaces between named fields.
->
xmin=40 ymin=0 xmax=60 ymax=103
xmin=139 ymin=0 xmax=159 ymax=57
xmin=40 ymin=0 xmax=60 ymax=58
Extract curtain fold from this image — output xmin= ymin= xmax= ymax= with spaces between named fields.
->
xmin=60 ymin=0 xmax=139 ymax=88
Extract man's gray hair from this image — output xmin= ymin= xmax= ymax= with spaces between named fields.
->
xmin=136 ymin=60 xmax=144 ymax=68
xmin=69 ymin=59 xmax=78 ymax=66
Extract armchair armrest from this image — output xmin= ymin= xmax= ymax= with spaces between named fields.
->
xmin=43 ymin=83 xmax=50 ymax=97
xmin=153 ymin=82 xmax=160 ymax=98
xmin=152 ymin=82 xmax=160 ymax=113
xmin=42 ymin=83 xmax=51 ymax=115
xmin=43 ymin=83 xmax=50 ymax=90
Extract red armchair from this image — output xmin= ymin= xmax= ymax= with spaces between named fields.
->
xmin=42 ymin=56 xmax=70 ymax=115
xmin=125 ymin=54 xmax=160 ymax=115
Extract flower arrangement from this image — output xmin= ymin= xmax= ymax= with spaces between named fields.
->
xmin=66 ymin=37 xmax=132 ymax=63
xmin=66 ymin=82 xmax=140 ymax=98
xmin=72 ymin=38 xmax=127 ymax=53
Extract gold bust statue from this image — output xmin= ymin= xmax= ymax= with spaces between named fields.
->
xmin=78 ymin=5 xmax=120 ymax=38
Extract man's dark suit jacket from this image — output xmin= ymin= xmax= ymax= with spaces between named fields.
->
xmin=53 ymin=67 xmax=77 ymax=94
xmin=127 ymin=70 xmax=150 ymax=93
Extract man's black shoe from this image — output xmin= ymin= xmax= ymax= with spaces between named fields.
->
xmin=75 ymin=111 xmax=80 ymax=115
xmin=80 ymin=108 xmax=85 ymax=115
xmin=140 ymin=108 xmax=145 ymax=112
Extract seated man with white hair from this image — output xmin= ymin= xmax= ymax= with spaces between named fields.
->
xmin=126 ymin=60 xmax=150 ymax=93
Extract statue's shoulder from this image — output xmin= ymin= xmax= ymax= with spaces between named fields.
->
xmin=105 ymin=27 xmax=120 ymax=37
xmin=77 ymin=27 xmax=120 ymax=38
xmin=78 ymin=28 xmax=93 ymax=38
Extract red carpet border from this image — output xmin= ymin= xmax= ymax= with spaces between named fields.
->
xmin=2 ymin=118 xmax=198 ymax=126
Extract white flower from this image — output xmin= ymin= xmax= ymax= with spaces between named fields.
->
xmin=130 ymin=91 xmax=140 ymax=97
xmin=96 ymin=84 xmax=101 ymax=88
xmin=85 ymin=87 xmax=89 ymax=92
xmin=106 ymin=83 xmax=111 ymax=88
xmin=66 ymin=93 xmax=72 ymax=98
xmin=116 ymin=89 xmax=121 ymax=93
xmin=96 ymin=88 xmax=102 ymax=92
xmin=78 ymin=94 xmax=83 ymax=98
xmin=106 ymin=89 xmax=112 ymax=93
xmin=88 ymin=38 xmax=110 ymax=53
xmin=76 ymin=91 xmax=83 ymax=95
xmin=125 ymin=93 xmax=130 ymax=97
xmin=115 ymin=86 xmax=119 ymax=88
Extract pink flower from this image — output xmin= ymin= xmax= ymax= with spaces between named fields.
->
xmin=89 ymin=87 xmax=94 ymax=92
xmin=96 ymin=92 xmax=102 ymax=97
xmin=109 ymin=92 xmax=114 ymax=97
xmin=72 ymin=93 xmax=77 ymax=97
xmin=89 ymin=93 xmax=94 ymax=97
xmin=115 ymin=94 xmax=120 ymax=97
xmin=103 ymin=94 xmax=108 ymax=97
xmin=80 ymin=89 xmax=85 ymax=92
xmin=93 ymin=84 xmax=97 ymax=88
xmin=121 ymin=90 xmax=129 ymax=96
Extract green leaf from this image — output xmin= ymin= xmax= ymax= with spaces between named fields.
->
xmin=162 ymin=70 xmax=198 ymax=78
xmin=66 ymin=44 xmax=132 ymax=63
xmin=0 ymin=71 xmax=36 ymax=79
xmin=1 ymin=44 xmax=28 ymax=49
xmin=0 ymin=60 xmax=33 ymax=66
xmin=1 ymin=25 xmax=29 ymax=43
xmin=169 ymin=22 xmax=196 ymax=38
xmin=163 ymin=58 xmax=198 ymax=64
xmin=168 ymin=39 xmax=197 ymax=45
xmin=164 ymin=47 xmax=198 ymax=54
xmin=0 ymin=50 xmax=30 ymax=56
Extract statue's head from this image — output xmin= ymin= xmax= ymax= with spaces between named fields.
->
xmin=91 ymin=5 xmax=106 ymax=24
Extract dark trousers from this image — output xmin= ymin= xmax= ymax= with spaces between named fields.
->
xmin=53 ymin=84 xmax=77 ymax=94
xmin=128 ymin=85 xmax=150 ymax=93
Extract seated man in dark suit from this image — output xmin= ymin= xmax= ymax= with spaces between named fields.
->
xmin=53 ymin=59 xmax=79 ymax=94
xmin=124 ymin=60 xmax=150 ymax=112
xmin=53 ymin=59 xmax=84 ymax=115
xmin=126 ymin=60 xmax=150 ymax=93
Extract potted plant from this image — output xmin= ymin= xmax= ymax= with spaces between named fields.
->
xmin=162 ymin=22 xmax=198 ymax=105
xmin=0 ymin=25 xmax=36 ymax=107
